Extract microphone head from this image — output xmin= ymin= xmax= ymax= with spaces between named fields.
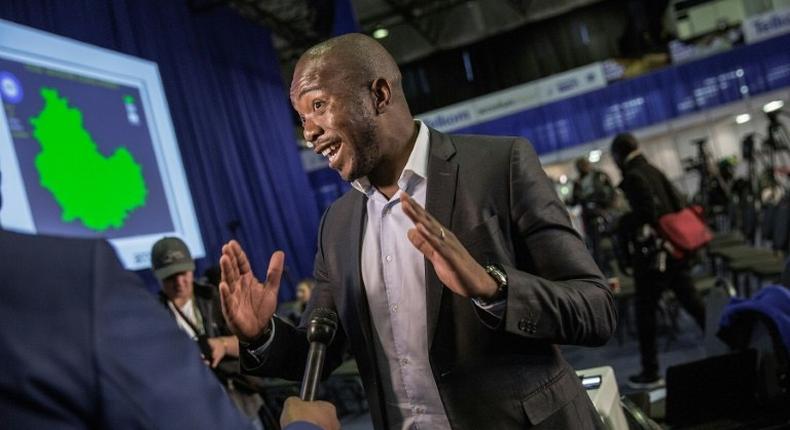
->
xmin=306 ymin=308 xmax=338 ymax=344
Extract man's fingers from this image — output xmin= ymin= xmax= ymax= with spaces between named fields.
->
xmin=226 ymin=243 xmax=243 ymax=281
xmin=401 ymin=191 xmax=432 ymax=223
xmin=408 ymin=228 xmax=436 ymax=258
xmin=222 ymin=243 xmax=242 ymax=282
xmin=219 ymin=255 xmax=238 ymax=291
xmin=220 ymin=244 xmax=231 ymax=283
xmin=401 ymin=192 xmax=444 ymax=237
xmin=416 ymin=222 xmax=447 ymax=251
xmin=219 ymin=281 xmax=233 ymax=313
xmin=400 ymin=192 xmax=424 ymax=224
xmin=211 ymin=352 xmax=222 ymax=368
xmin=229 ymin=240 xmax=252 ymax=275
xmin=265 ymin=251 xmax=285 ymax=289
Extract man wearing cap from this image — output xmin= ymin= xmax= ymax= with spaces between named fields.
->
xmin=151 ymin=237 xmax=268 ymax=425
xmin=152 ymin=236 xmax=240 ymax=367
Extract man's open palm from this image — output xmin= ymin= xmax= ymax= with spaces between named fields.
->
xmin=219 ymin=240 xmax=284 ymax=343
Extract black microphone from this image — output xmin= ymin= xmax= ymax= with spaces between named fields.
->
xmin=299 ymin=308 xmax=338 ymax=401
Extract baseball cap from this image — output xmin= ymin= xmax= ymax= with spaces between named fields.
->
xmin=151 ymin=237 xmax=195 ymax=280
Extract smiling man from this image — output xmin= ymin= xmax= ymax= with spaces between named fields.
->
xmin=220 ymin=33 xmax=616 ymax=430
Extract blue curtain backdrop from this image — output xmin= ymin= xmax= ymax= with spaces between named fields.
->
xmin=0 ymin=0 xmax=332 ymax=299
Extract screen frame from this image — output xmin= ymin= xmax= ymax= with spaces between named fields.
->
xmin=0 ymin=18 xmax=205 ymax=269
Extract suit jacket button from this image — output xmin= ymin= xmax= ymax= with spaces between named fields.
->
xmin=518 ymin=319 xmax=529 ymax=332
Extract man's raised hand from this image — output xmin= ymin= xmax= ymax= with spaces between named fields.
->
xmin=218 ymin=240 xmax=284 ymax=343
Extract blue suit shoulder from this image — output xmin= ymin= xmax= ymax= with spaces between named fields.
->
xmin=0 ymin=229 xmax=255 ymax=429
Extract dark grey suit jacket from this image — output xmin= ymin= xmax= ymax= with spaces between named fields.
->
xmin=243 ymin=129 xmax=616 ymax=429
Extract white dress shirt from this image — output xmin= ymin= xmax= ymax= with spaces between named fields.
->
xmin=353 ymin=121 xmax=452 ymax=430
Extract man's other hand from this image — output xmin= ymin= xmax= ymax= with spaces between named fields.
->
xmin=400 ymin=192 xmax=499 ymax=300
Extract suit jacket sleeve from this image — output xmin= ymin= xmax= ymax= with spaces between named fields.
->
xmin=498 ymin=139 xmax=616 ymax=346
xmin=92 ymin=240 xmax=254 ymax=429
xmin=240 ymin=209 xmax=348 ymax=381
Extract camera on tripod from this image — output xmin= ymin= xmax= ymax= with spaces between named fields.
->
xmin=739 ymin=100 xmax=790 ymax=174
xmin=682 ymin=138 xmax=710 ymax=174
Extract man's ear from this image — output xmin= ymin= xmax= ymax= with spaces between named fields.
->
xmin=370 ymin=78 xmax=392 ymax=114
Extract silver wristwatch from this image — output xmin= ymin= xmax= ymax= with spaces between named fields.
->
xmin=480 ymin=264 xmax=508 ymax=305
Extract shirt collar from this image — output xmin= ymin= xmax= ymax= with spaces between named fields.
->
xmin=352 ymin=120 xmax=430 ymax=195
xmin=179 ymin=298 xmax=194 ymax=313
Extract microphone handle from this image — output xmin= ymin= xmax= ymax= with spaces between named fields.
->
xmin=299 ymin=341 xmax=326 ymax=401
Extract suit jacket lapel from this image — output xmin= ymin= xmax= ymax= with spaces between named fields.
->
xmin=345 ymin=193 xmax=374 ymax=346
xmin=424 ymin=128 xmax=458 ymax=347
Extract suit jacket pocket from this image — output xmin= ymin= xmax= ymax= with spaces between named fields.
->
xmin=520 ymin=367 xmax=584 ymax=426
xmin=456 ymin=213 xmax=514 ymax=266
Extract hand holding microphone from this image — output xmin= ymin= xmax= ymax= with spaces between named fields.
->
xmin=281 ymin=397 xmax=340 ymax=430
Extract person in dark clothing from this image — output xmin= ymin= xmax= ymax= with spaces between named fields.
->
xmin=611 ymin=133 xmax=706 ymax=389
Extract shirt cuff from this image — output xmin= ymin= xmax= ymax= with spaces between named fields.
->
xmin=244 ymin=318 xmax=276 ymax=363
xmin=472 ymin=297 xmax=506 ymax=319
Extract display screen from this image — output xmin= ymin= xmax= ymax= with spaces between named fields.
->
xmin=0 ymin=19 xmax=204 ymax=269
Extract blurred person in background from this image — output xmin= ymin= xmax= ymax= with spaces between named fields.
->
xmin=611 ymin=133 xmax=706 ymax=389
xmin=285 ymin=278 xmax=315 ymax=325
xmin=571 ymin=157 xmax=617 ymax=276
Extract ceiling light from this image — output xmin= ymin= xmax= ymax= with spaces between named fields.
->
xmin=735 ymin=113 xmax=751 ymax=124
xmin=588 ymin=150 xmax=602 ymax=163
xmin=763 ymin=100 xmax=784 ymax=113
xmin=372 ymin=28 xmax=389 ymax=39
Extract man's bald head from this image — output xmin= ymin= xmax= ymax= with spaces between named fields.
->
xmin=289 ymin=33 xmax=417 ymax=184
xmin=291 ymin=33 xmax=404 ymax=100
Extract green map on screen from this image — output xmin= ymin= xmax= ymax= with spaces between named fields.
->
xmin=29 ymin=87 xmax=148 ymax=231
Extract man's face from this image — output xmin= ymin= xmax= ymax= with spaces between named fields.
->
xmin=161 ymin=271 xmax=194 ymax=302
xmin=576 ymin=160 xmax=591 ymax=176
xmin=296 ymin=284 xmax=311 ymax=304
xmin=291 ymin=59 xmax=380 ymax=182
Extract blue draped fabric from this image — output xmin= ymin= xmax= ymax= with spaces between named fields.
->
xmin=0 ymin=0 xmax=325 ymax=299
xmin=333 ymin=0 xmax=361 ymax=35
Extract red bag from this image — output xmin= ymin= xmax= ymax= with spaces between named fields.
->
xmin=658 ymin=205 xmax=712 ymax=255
